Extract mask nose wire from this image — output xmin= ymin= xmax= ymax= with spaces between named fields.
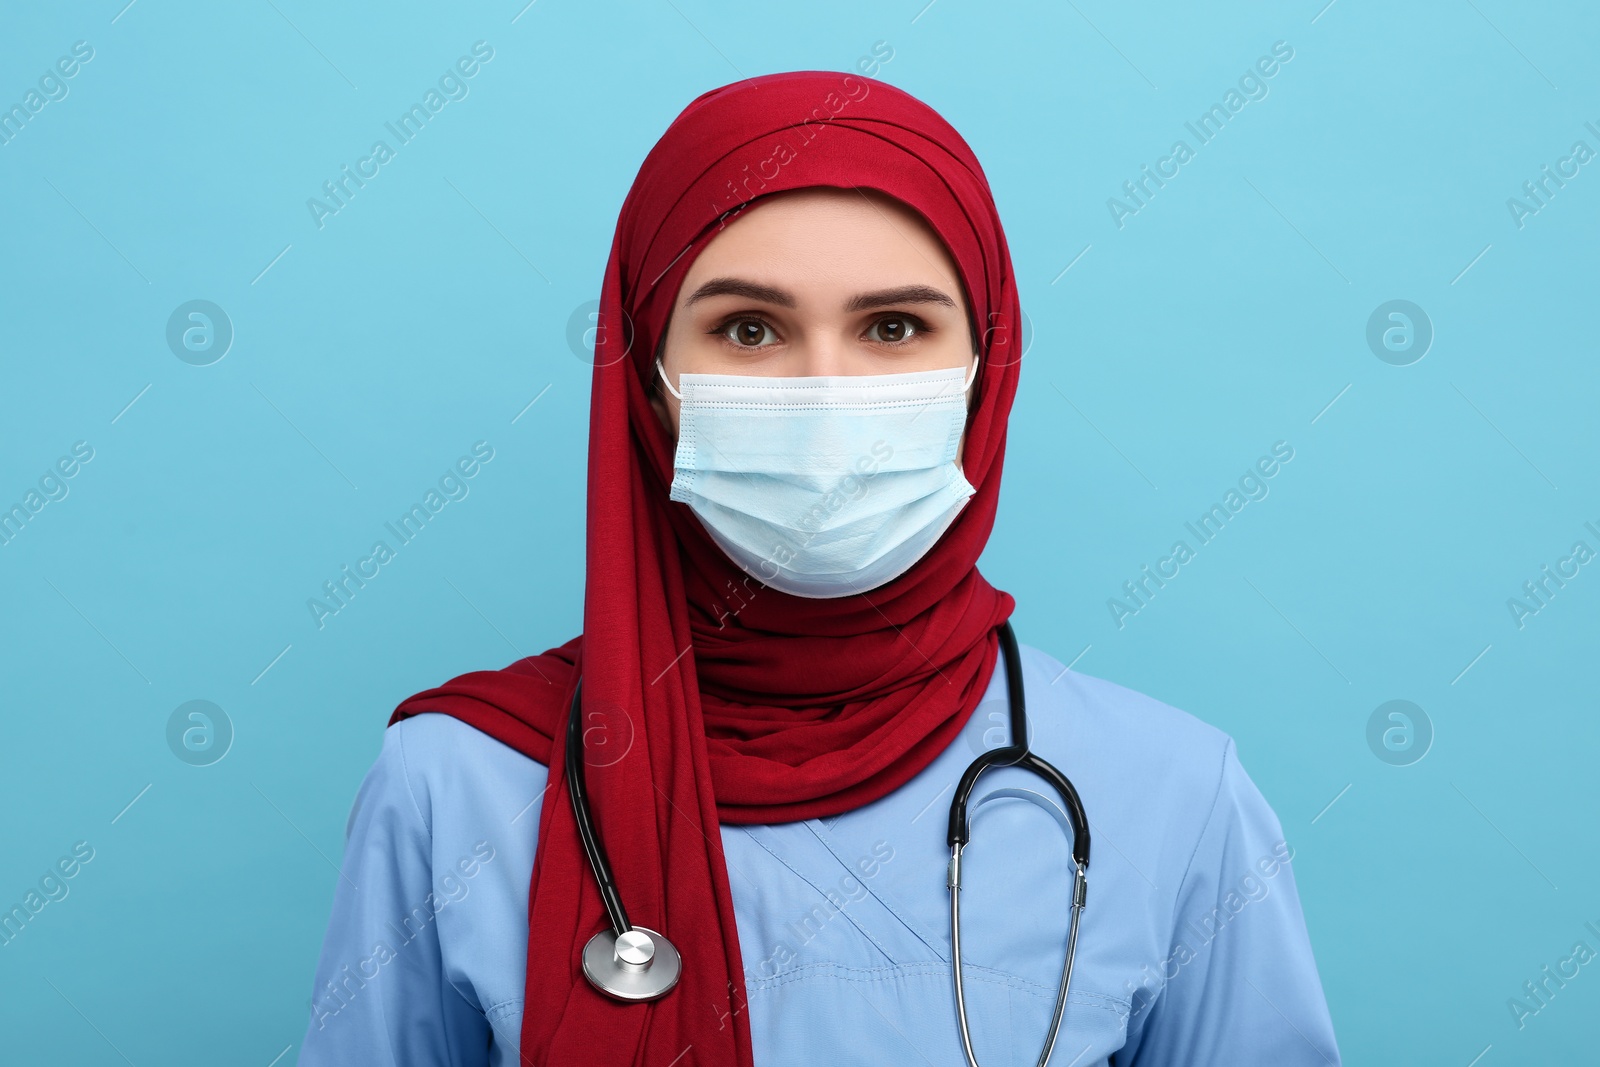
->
xmin=658 ymin=353 xmax=977 ymax=396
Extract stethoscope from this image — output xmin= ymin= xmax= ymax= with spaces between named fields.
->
xmin=565 ymin=619 xmax=1092 ymax=1067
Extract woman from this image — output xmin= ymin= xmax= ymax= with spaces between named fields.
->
xmin=299 ymin=70 xmax=1340 ymax=1066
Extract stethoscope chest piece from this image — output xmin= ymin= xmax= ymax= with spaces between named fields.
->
xmin=582 ymin=925 xmax=682 ymax=1002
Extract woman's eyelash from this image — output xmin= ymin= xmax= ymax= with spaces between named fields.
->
xmin=705 ymin=312 xmax=935 ymax=344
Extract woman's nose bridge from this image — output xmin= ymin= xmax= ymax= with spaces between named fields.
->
xmin=791 ymin=314 xmax=860 ymax=375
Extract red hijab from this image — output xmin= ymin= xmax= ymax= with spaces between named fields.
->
xmin=391 ymin=69 xmax=1023 ymax=1066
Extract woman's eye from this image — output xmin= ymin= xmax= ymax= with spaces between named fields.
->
xmin=866 ymin=315 xmax=920 ymax=344
xmin=721 ymin=318 xmax=778 ymax=347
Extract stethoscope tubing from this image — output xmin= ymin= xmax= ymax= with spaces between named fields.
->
xmin=948 ymin=621 xmax=1090 ymax=867
xmin=565 ymin=678 xmax=634 ymax=938
xmin=947 ymin=620 xmax=1091 ymax=1067
xmin=565 ymin=618 xmax=1093 ymax=1067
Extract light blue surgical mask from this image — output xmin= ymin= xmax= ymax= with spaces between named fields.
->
xmin=657 ymin=355 xmax=979 ymax=598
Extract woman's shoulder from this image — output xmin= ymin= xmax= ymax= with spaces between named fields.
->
xmin=1014 ymin=642 xmax=1248 ymax=829
xmin=1012 ymin=642 xmax=1285 ymax=907
xmin=1017 ymin=643 xmax=1228 ymax=751
xmin=375 ymin=713 xmax=551 ymax=838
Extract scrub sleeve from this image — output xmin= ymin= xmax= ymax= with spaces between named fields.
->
xmin=298 ymin=727 xmax=492 ymax=1066
xmin=1119 ymin=740 xmax=1338 ymax=1065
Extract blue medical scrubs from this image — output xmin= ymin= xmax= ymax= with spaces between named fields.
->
xmin=297 ymin=641 xmax=1341 ymax=1065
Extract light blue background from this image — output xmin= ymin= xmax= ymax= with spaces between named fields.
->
xmin=2 ymin=1 xmax=1596 ymax=1063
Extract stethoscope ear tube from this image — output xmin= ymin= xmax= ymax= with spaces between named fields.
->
xmin=949 ymin=843 xmax=1087 ymax=1067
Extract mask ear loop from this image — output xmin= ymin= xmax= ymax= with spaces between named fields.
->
xmin=963 ymin=354 xmax=980 ymax=392
xmin=655 ymin=356 xmax=684 ymax=401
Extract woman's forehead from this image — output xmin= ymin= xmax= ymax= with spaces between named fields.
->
xmin=674 ymin=187 xmax=966 ymax=308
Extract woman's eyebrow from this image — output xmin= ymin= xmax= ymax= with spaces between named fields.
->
xmin=683 ymin=277 xmax=957 ymax=312
xmin=844 ymin=285 xmax=957 ymax=312
xmin=684 ymin=277 xmax=795 ymax=308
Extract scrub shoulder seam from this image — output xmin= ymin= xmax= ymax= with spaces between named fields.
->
xmin=391 ymin=717 xmax=434 ymax=838
xmin=1169 ymin=735 xmax=1235 ymax=924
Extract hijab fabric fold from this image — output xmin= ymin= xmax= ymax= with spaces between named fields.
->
xmin=391 ymin=69 xmax=1025 ymax=1065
